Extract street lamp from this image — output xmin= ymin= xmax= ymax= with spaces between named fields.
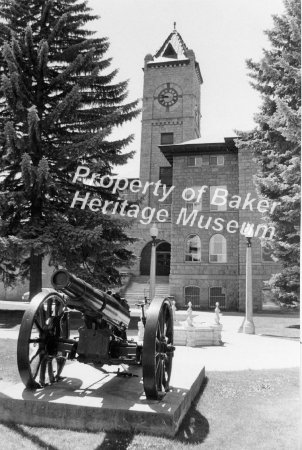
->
xmin=243 ymin=225 xmax=255 ymax=334
xmin=149 ymin=223 xmax=158 ymax=301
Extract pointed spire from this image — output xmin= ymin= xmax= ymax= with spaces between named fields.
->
xmin=146 ymin=25 xmax=203 ymax=85
xmin=154 ymin=26 xmax=188 ymax=60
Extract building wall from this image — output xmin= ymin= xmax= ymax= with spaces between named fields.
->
xmin=166 ymin=145 xmax=281 ymax=310
xmin=169 ymin=150 xmax=240 ymax=309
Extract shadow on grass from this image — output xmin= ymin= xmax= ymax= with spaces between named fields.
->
xmin=260 ymin=334 xmax=299 ymax=340
xmin=95 ymin=430 xmax=134 ymax=449
xmin=3 ymin=422 xmax=59 ymax=449
xmin=175 ymin=377 xmax=209 ymax=444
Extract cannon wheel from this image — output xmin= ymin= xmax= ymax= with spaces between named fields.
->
xmin=142 ymin=297 xmax=174 ymax=400
xmin=17 ymin=290 xmax=69 ymax=389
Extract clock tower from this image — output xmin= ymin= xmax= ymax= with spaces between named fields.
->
xmin=128 ymin=27 xmax=203 ymax=278
xmin=139 ymin=26 xmax=203 ymax=209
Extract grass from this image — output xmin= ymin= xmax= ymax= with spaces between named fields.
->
xmin=218 ymin=311 xmax=300 ymax=340
xmin=252 ymin=313 xmax=300 ymax=339
xmin=0 ymin=337 xmax=299 ymax=450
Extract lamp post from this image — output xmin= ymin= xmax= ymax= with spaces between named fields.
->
xmin=149 ymin=223 xmax=158 ymax=301
xmin=243 ymin=226 xmax=255 ymax=334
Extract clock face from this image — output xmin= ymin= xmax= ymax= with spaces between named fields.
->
xmin=158 ymin=87 xmax=178 ymax=107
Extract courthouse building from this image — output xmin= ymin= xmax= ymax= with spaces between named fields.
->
xmin=0 ymin=27 xmax=280 ymax=310
xmin=123 ymin=27 xmax=280 ymax=311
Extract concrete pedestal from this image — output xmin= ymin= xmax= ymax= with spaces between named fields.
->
xmin=0 ymin=347 xmax=205 ymax=437
xmin=174 ymin=323 xmax=222 ymax=346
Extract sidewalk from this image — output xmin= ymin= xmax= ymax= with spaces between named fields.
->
xmin=183 ymin=312 xmax=299 ymax=371
xmin=0 ymin=309 xmax=298 ymax=372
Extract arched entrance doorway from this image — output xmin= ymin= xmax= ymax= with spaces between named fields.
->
xmin=140 ymin=241 xmax=171 ymax=276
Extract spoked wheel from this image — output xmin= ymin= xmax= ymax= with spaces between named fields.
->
xmin=17 ymin=290 xmax=69 ymax=389
xmin=142 ymin=297 xmax=174 ymax=400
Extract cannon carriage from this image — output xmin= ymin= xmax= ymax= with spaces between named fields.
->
xmin=17 ymin=269 xmax=175 ymax=400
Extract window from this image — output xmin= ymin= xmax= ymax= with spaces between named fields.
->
xmin=210 ymin=155 xmax=224 ymax=166
xmin=187 ymin=156 xmax=202 ymax=167
xmin=159 ymin=167 xmax=173 ymax=186
xmin=184 ymin=186 xmax=203 ymax=211
xmin=209 ymin=287 xmax=226 ymax=308
xmin=187 ymin=155 xmax=210 ymax=166
xmin=163 ymin=43 xmax=178 ymax=59
xmin=209 ymin=234 xmax=227 ymax=263
xmin=210 ymin=185 xmax=227 ymax=211
xmin=185 ymin=286 xmax=200 ymax=308
xmin=185 ymin=234 xmax=201 ymax=262
xmin=160 ymin=133 xmax=174 ymax=145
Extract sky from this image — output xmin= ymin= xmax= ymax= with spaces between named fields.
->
xmin=88 ymin=0 xmax=285 ymax=178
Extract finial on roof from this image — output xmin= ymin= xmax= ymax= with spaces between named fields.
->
xmin=173 ymin=21 xmax=176 ymax=31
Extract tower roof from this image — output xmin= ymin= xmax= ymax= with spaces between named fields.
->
xmin=154 ymin=26 xmax=189 ymax=62
xmin=146 ymin=24 xmax=203 ymax=84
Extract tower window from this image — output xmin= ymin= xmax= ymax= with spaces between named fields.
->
xmin=163 ymin=43 xmax=178 ymax=59
xmin=209 ymin=234 xmax=227 ymax=263
xmin=159 ymin=167 xmax=173 ymax=186
xmin=161 ymin=133 xmax=174 ymax=145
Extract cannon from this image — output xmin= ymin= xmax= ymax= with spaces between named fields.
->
xmin=17 ymin=269 xmax=174 ymax=400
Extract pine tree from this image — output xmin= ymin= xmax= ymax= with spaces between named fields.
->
xmin=237 ymin=0 xmax=301 ymax=304
xmin=0 ymin=0 xmax=140 ymax=297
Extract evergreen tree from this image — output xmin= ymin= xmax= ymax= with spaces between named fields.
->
xmin=237 ymin=0 xmax=300 ymax=304
xmin=0 ymin=0 xmax=140 ymax=297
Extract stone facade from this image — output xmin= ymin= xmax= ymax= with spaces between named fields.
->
xmin=125 ymin=28 xmax=280 ymax=311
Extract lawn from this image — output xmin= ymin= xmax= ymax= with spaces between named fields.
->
xmin=0 ymin=337 xmax=299 ymax=450
xmin=253 ymin=313 xmax=300 ymax=339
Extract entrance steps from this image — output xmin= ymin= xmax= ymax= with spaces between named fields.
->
xmin=124 ymin=275 xmax=170 ymax=309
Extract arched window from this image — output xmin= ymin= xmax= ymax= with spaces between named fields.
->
xmin=209 ymin=234 xmax=227 ymax=263
xmin=184 ymin=286 xmax=200 ymax=308
xmin=185 ymin=234 xmax=201 ymax=262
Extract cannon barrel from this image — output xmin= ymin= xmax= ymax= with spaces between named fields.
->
xmin=51 ymin=269 xmax=130 ymax=329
